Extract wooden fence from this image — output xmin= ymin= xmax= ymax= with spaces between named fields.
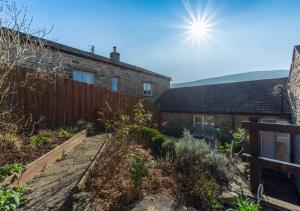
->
xmin=242 ymin=117 xmax=300 ymax=205
xmin=10 ymin=74 xmax=160 ymax=129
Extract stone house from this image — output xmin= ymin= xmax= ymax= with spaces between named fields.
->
xmin=158 ymin=77 xmax=291 ymax=134
xmin=18 ymin=33 xmax=171 ymax=103
xmin=288 ymin=45 xmax=300 ymax=192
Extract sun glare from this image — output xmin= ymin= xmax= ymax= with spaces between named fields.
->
xmin=180 ymin=0 xmax=218 ymax=46
xmin=189 ymin=19 xmax=210 ymax=41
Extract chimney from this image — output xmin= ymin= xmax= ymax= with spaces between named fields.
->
xmin=110 ymin=46 xmax=120 ymax=62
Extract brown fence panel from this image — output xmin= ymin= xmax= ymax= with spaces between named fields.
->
xmin=13 ymin=76 xmax=160 ymax=129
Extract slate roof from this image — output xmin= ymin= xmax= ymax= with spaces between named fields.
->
xmin=1 ymin=27 xmax=170 ymax=80
xmin=295 ymin=45 xmax=300 ymax=53
xmin=42 ymin=39 xmax=171 ymax=80
xmin=157 ymin=78 xmax=290 ymax=115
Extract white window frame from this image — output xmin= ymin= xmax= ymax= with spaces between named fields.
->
xmin=193 ymin=115 xmax=204 ymax=127
xmin=112 ymin=76 xmax=119 ymax=92
xmin=143 ymin=82 xmax=152 ymax=96
xmin=193 ymin=115 xmax=215 ymax=130
xmin=72 ymin=70 xmax=94 ymax=84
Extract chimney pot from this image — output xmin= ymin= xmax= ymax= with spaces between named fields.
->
xmin=110 ymin=46 xmax=120 ymax=62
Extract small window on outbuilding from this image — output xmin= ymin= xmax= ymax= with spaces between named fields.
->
xmin=193 ymin=115 xmax=215 ymax=128
xmin=72 ymin=70 xmax=94 ymax=84
xmin=112 ymin=76 xmax=119 ymax=92
xmin=143 ymin=82 xmax=152 ymax=96
xmin=193 ymin=115 xmax=204 ymax=127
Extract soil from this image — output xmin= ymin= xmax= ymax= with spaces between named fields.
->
xmin=84 ymin=141 xmax=178 ymax=211
xmin=0 ymin=132 xmax=73 ymax=167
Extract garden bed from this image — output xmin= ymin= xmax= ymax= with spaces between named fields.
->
xmin=0 ymin=128 xmax=77 ymax=167
xmin=70 ymin=102 xmax=262 ymax=210
xmin=0 ymin=129 xmax=86 ymax=187
xmin=73 ymin=128 xmax=231 ymax=210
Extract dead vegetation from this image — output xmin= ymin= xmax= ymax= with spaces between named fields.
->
xmin=77 ymin=102 xmax=231 ymax=210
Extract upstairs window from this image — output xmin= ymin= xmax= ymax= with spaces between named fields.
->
xmin=73 ymin=70 xmax=94 ymax=84
xmin=143 ymin=83 xmax=152 ymax=96
xmin=112 ymin=76 xmax=119 ymax=92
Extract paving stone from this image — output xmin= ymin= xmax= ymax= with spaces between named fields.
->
xmin=19 ymin=134 xmax=106 ymax=211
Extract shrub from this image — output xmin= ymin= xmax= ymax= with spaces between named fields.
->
xmin=161 ymin=139 xmax=177 ymax=160
xmin=176 ymin=130 xmax=229 ymax=183
xmin=163 ymin=121 xmax=185 ymax=137
xmin=128 ymin=125 xmax=168 ymax=155
xmin=174 ymin=130 xmax=229 ymax=209
xmin=229 ymin=194 xmax=260 ymax=211
xmin=129 ymin=152 xmax=152 ymax=188
xmin=215 ymin=128 xmax=233 ymax=144
xmin=177 ymin=164 xmax=221 ymax=209
xmin=133 ymin=100 xmax=153 ymax=127
xmin=232 ymin=128 xmax=249 ymax=154
xmin=0 ymin=185 xmax=24 ymax=211
xmin=0 ymin=163 xmax=25 ymax=181
xmin=29 ymin=135 xmax=50 ymax=148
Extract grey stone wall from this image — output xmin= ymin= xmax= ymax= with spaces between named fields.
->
xmin=161 ymin=112 xmax=289 ymax=132
xmin=20 ymin=48 xmax=170 ymax=103
xmin=288 ymin=48 xmax=300 ymax=193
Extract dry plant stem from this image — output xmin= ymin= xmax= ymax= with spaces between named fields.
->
xmin=0 ymin=0 xmax=63 ymax=135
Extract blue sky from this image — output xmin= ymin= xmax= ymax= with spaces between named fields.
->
xmin=15 ymin=0 xmax=300 ymax=83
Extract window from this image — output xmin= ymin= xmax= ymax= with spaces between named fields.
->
xmin=193 ymin=115 xmax=215 ymax=128
xmin=112 ymin=76 xmax=118 ymax=92
xmin=143 ymin=83 xmax=152 ymax=96
xmin=73 ymin=70 xmax=94 ymax=84
xmin=193 ymin=115 xmax=203 ymax=127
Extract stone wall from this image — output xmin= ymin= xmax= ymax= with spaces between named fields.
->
xmin=161 ymin=112 xmax=289 ymax=132
xmin=20 ymin=47 xmax=170 ymax=103
xmin=288 ymin=47 xmax=300 ymax=193
xmin=161 ymin=112 xmax=235 ymax=131
xmin=288 ymin=48 xmax=300 ymax=125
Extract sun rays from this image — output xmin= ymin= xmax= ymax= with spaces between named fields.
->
xmin=180 ymin=0 xmax=218 ymax=47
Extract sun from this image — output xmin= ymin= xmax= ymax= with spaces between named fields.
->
xmin=180 ymin=0 xmax=217 ymax=46
xmin=188 ymin=19 xmax=210 ymax=41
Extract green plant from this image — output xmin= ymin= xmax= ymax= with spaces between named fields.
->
xmin=229 ymin=195 xmax=260 ymax=211
xmin=0 ymin=133 xmax=21 ymax=150
xmin=232 ymin=128 xmax=249 ymax=154
xmin=0 ymin=185 xmax=25 ymax=211
xmin=215 ymin=128 xmax=233 ymax=144
xmin=176 ymin=130 xmax=229 ymax=183
xmin=164 ymin=121 xmax=185 ymax=137
xmin=0 ymin=163 xmax=25 ymax=181
xmin=38 ymin=129 xmax=55 ymax=138
xmin=29 ymin=135 xmax=50 ymax=147
xmin=133 ymin=100 xmax=152 ymax=127
xmin=177 ymin=163 xmax=222 ymax=209
xmin=129 ymin=152 xmax=152 ymax=188
xmin=128 ymin=125 xmax=168 ymax=155
xmin=161 ymin=139 xmax=177 ymax=160
xmin=57 ymin=128 xmax=74 ymax=138
xmin=219 ymin=128 xmax=249 ymax=158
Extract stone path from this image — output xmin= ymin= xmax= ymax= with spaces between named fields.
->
xmin=19 ymin=134 xmax=106 ymax=211
xmin=131 ymin=195 xmax=196 ymax=211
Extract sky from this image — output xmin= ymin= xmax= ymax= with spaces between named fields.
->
xmin=14 ymin=0 xmax=300 ymax=83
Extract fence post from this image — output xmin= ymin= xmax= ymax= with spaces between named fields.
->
xmin=249 ymin=116 xmax=262 ymax=194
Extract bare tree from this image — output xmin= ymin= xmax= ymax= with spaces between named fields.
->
xmin=0 ymin=0 xmax=63 ymax=134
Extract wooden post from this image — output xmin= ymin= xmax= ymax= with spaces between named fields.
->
xmin=248 ymin=116 xmax=262 ymax=194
